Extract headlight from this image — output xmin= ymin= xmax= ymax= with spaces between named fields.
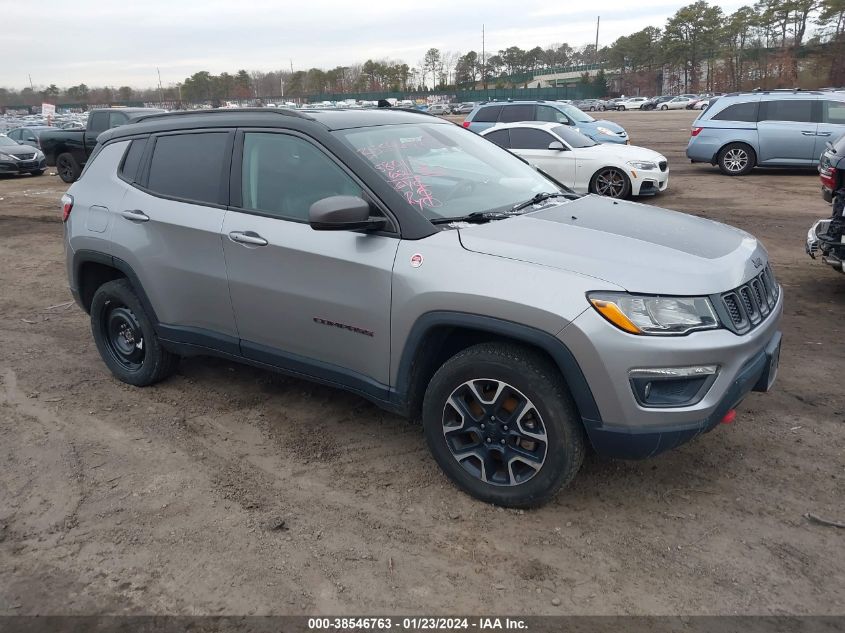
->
xmin=0 ymin=152 xmax=14 ymax=160
xmin=627 ymin=160 xmax=658 ymax=170
xmin=36 ymin=150 xmax=44 ymax=158
xmin=595 ymin=126 xmax=616 ymax=136
xmin=588 ymin=292 xmax=720 ymax=335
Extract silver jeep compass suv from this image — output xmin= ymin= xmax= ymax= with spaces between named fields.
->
xmin=63 ymin=108 xmax=782 ymax=507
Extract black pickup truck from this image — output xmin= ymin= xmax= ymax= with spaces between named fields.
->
xmin=40 ymin=107 xmax=163 ymax=182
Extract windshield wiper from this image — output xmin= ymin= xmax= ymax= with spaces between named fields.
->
xmin=430 ymin=210 xmax=514 ymax=225
xmin=511 ymin=192 xmax=568 ymax=212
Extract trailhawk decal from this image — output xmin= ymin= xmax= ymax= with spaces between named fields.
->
xmin=313 ymin=317 xmax=375 ymax=337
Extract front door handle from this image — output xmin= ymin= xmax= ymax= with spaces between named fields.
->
xmin=817 ymin=131 xmax=832 ymax=137
xmin=117 ymin=209 xmax=150 ymax=222
xmin=228 ymin=231 xmax=268 ymax=246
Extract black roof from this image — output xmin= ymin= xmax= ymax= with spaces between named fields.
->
xmin=101 ymin=107 xmax=445 ymax=142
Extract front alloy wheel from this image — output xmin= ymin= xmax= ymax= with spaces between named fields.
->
xmin=592 ymin=168 xmax=631 ymax=198
xmin=442 ymin=379 xmax=547 ymax=486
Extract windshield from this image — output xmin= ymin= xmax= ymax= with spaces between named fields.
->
xmin=552 ymin=125 xmax=598 ymax=148
xmin=555 ymin=103 xmax=594 ymax=123
xmin=0 ymin=136 xmax=18 ymax=147
xmin=334 ymin=122 xmax=560 ymax=222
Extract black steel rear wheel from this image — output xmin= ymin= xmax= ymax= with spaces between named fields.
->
xmin=90 ymin=279 xmax=178 ymax=386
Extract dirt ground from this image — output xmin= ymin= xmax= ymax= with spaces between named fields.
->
xmin=0 ymin=110 xmax=843 ymax=616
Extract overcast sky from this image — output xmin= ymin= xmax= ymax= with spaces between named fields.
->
xmin=4 ymin=0 xmax=747 ymax=90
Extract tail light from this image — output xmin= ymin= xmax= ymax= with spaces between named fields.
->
xmin=61 ymin=193 xmax=74 ymax=222
xmin=820 ymin=165 xmax=837 ymax=190
xmin=690 ymin=127 xmax=703 ymax=137
xmin=461 ymin=121 xmax=470 ymax=128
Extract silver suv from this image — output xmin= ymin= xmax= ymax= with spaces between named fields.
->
xmin=63 ymin=108 xmax=783 ymax=507
xmin=687 ymin=90 xmax=845 ymax=175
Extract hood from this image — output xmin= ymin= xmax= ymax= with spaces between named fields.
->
xmin=578 ymin=143 xmax=665 ymax=162
xmin=457 ymin=196 xmax=766 ymax=295
xmin=0 ymin=143 xmax=38 ymax=157
xmin=580 ymin=119 xmax=624 ymax=133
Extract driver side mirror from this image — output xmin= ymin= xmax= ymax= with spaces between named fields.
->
xmin=548 ymin=141 xmax=565 ymax=151
xmin=309 ymin=195 xmax=387 ymax=232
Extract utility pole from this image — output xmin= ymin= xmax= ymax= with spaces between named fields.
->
xmin=157 ymin=67 xmax=164 ymax=105
xmin=28 ymin=74 xmax=34 ymax=91
xmin=482 ymin=24 xmax=486 ymax=92
xmin=290 ymin=59 xmax=294 ymax=74
xmin=595 ymin=16 xmax=600 ymax=65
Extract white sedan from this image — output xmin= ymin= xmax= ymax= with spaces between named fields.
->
xmin=615 ymin=97 xmax=650 ymax=110
xmin=480 ymin=121 xmax=669 ymax=199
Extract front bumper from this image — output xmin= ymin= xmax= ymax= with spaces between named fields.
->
xmin=560 ymin=290 xmax=783 ymax=459
xmin=0 ymin=157 xmax=46 ymax=174
xmin=632 ymin=171 xmax=669 ymax=196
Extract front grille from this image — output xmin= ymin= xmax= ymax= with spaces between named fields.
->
xmin=659 ymin=160 xmax=668 ymax=172
xmin=718 ymin=265 xmax=779 ymax=334
xmin=16 ymin=152 xmax=36 ymax=161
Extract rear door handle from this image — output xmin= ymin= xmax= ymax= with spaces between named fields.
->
xmin=801 ymin=130 xmax=817 ymax=136
xmin=228 ymin=231 xmax=268 ymax=246
xmin=117 ymin=209 xmax=150 ymax=222
xmin=817 ymin=131 xmax=832 ymax=137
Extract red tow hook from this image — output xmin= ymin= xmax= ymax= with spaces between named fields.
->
xmin=720 ymin=409 xmax=737 ymax=425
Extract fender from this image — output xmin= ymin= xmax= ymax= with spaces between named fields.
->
xmin=393 ymin=311 xmax=602 ymax=425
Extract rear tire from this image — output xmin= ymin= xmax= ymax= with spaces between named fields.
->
xmin=422 ymin=343 xmax=585 ymax=508
xmin=56 ymin=153 xmax=81 ymax=183
xmin=90 ymin=279 xmax=178 ymax=386
xmin=717 ymin=143 xmax=756 ymax=176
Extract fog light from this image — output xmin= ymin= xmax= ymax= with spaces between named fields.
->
xmin=629 ymin=365 xmax=718 ymax=407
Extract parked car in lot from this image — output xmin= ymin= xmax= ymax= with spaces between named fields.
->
xmin=660 ymin=96 xmax=696 ymax=110
xmin=806 ymin=132 xmax=845 ymax=273
xmin=63 ymin=107 xmax=782 ymax=507
xmin=641 ymin=96 xmax=671 ymax=111
xmin=0 ymin=134 xmax=46 ymax=176
xmin=6 ymin=125 xmax=53 ymax=149
xmin=39 ymin=107 xmax=164 ymax=183
xmin=687 ymin=90 xmax=845 ymax=175
xmin=453 ymin=102 xmax=476 ymax=115
xmin=574 ymin=99 xmax=603 ymax=112
xmin=614 ymin=97 xmax=650 ymax=111
xmin=481 ymin=122 xmax=668 ymax=198
xmin=427 ymin=103 xmax=452 ymax=115
xmin=463 ymin=101 xmax=629 ymax=144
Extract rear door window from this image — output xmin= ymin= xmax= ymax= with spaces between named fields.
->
xmin=509 ymin=128 xmax=556 ymax=150
xmin=759 ymin=100 xmax=815 ymax=123
xmin=88 ymin=112 xmax=110 ymax=135
xmin=823 ymin=100 xmax=845 ymax=125
xmin=484 ymin=129 xmax=510 ymax=148
xmin=499 ymin=104 xmax=535 ymax=123
xmin=712 ymin=101 xmax=759 ymax=122
xmin=108 ymin=112 xmax=128 ymax=128
xmin=146 ymin=131 xmax=231 ymax=205
xmin=474 ymin=105 xmax=502 ymax=122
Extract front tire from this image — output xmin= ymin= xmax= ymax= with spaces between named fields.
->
xmin=90 ymin=279 xmax=178 ymax=386
xmin=660 ymin=104 xmax=669 ymax=110
xmin=717 ymin=143 xmax=756 ymax=176
xmin=590 ymin=167 xmax=632 ymax=199
xmin=56 ymin=153 xmax=81 ymax=183
xmin=422 ymin=343 xmax=585 ymax=508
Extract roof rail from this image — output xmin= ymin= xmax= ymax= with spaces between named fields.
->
xmin=133 ymin=107 xmax=315 ymax=123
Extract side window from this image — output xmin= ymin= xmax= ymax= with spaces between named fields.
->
xmin=23 ymin=130 xmax=37 ymax=142
xmin=759 ymin=100 xmax=814 ymax=123
xmin=712 ymin=101 xmax=759 ymax=122
xmin=88 ymin=112 xmax=110 ymax=134
xmin=119 ymin=138 xmax=147 ymax=182
xmin=536 ymin=106 xmax=568 ymax=124
xmin=499 ymin=104 xmax=535 ymax=123
xmin=147 ymin=132 xmax=229 ymax=205
xmin=484 ymin=129 xmax=510 ymax=149
xmin=474 ymin=106 xmax=502 ymax=122
xmin=8 ymin=129 xmax=20 ymax=141
xmin=509 ymin=128 xmax=556 ymax=150
xmin=240 ymin=132 xmax=362 ymax=222
xmin=824 ymin=100 xmax=845 ymax=125
xmin=108 ymin=112 xmax=128 ymax=129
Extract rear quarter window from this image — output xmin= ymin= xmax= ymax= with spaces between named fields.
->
xmin=711 ymin=101 xmax=759 ymax=122
xmin=474 ymin=105 xmax=502 ymax=122
xmin=146 ymin=132 xmax=230 ymax=205
xmin=824 ymin=100 xmax=845 ymax=125
xmin=118 ymin=138 xmax=148 ymax=183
